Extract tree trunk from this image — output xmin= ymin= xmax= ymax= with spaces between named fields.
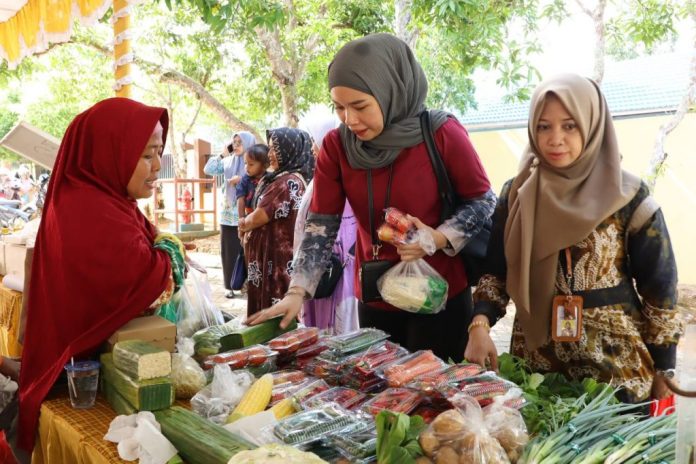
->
xmin=395 ymin=0 xmax=419 ymax=49
xmin=646 ymin=10 xmax=696 ymax=190
xmin=75 ymin=36 xmax=262 ymax=140
xmin=576 ymin=0 xmax=607 ymax=84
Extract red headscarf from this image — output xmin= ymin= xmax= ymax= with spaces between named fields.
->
xmin=18 ymin=98 xmax=172 ymax=450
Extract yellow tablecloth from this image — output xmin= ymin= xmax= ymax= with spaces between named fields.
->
xmin=0 ymin=282 xmax=23 ymax=357
xmin=32 ymin=395 xmax=127 ymax=464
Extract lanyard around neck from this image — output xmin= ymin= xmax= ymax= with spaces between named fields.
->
xmin=367 ymin=164 xmax=395 ymax=259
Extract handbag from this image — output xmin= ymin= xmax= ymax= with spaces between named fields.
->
xmin=420 ymin=110 xmax=492 ymax=285
xmin=359 ymin=166 xmax=395 ymax=303
xmin=230 ymin=248 xmax=247 ymax=291
xmin=313 ymin=252 xmax=344 ymax=299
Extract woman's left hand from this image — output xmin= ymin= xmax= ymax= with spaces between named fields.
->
xmin=395 ymin=215 xmax=448 ymax=262
xmin=651 ymin=374 xmax=672 ymax=400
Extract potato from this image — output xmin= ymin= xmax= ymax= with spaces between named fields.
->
xmin=419 ymin=430 xmax=440 ymax=457
xmin=416 ymin=457 xmax=435 ymax=464
xmin=432 ymin=410 xmax=467 ymax=439
xmin=435 ymin=446 xmax=460 ymax=464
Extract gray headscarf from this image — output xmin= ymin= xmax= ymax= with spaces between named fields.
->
xmin=328 ymin=33 xmax=450 ymax=170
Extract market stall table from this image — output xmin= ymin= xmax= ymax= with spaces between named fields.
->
xmin=0 ymin=281 xmax=23 ymax=358
xmin=32 ymin=394 xmax=127 ymax=464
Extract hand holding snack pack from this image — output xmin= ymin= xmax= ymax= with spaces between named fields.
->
xmin=377 ymin=208 xmax=448 ymax=314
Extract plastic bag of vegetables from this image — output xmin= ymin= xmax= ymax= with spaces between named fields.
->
xmin=171 ymin=337 xmax=206 ymax=399
xmin=190 ymin=364 xmax=253 ymax=424
xmin=418 ymin=396 xmax=510 ymax=463
xmin=377 ymin=259 xmax=448 ymax=314
xmin=483 ymin=395 xmax=529 ymax=462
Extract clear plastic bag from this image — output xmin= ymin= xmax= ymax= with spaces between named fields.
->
xmin=418 ymin=396 xmax=511 ymax=463
xmin=175 ymin=268 xmax=225 ymax=338
xmin=190 ymin=363 xmax=254 ymax=424
xmin=483 ymin=395 xmax=529 ymax=462
xmin=377 ymin=228 xmax=448 ymax=314
xmin=171 ymin=337 xmax=206 ymax=400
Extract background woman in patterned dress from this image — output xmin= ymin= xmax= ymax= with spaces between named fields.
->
xmin=465 ymin=74 xmax=682 ymax=403
xmin=239 ymin=128 xmax=314 ymax=316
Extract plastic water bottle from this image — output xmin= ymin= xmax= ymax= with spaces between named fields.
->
xmin=676 ymin=324 xmax=696 ymax=464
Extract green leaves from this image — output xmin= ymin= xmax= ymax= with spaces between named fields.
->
xmin=375 ymin=411 xmax=427 ymax=464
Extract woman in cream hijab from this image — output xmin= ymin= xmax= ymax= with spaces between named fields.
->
xmin=465 ymin=73 xmax=682 ymax=403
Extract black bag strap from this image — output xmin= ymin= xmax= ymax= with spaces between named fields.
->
xmin=420 ymin=110 xmax=456 ymax=223
xmin=367 ymin=164 xmax=395 ymax=259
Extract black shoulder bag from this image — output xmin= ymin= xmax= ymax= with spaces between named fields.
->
xmin=419 ymin=110 xmax=492 ymax=285
xmin=359 ymin=166 xmax=395 ymax=303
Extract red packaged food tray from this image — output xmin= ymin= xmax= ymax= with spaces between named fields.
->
xmin=361 ymin=388 xmax=422 ymax=416
xmin=408 ymin=363 xmax=485 ymax=392
xmin=268 ymin=327 xmax=320 ymax=355
xmin=272 ymin=369 xmax=307 ymax=385
xmin=203 ymin=344 xmax=276 ymax=369
xmin=379 ymin=350 xmax=446 ymax=387
xmin=342 ymin=341 xmax=408 ymax=377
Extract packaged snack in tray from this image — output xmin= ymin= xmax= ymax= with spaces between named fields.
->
xmin=407 ymin=362 xmax=485 ymax=392
xmin=268 ymin=327 xmax=319 ymax=355
xmin=271 ymin=369 xmax=307 ymax=385
xmin=341 ymin=341 xmax=408 ymax=377
xmin=361 ymin=387 xmax=422 ymax=416
xmin=273 ymin=402 xmax=369 ymax=446
xmin=291 ymin=378 xmax=330 ymax=404
xmin=378 ymin=350 xmax=446 ymax=387
xmin=410 ymin=397 xmax=452 ymax=424
xmin=204 ymin=344 xmax=277 ymax=369
xmin=439 ymin=372 xmax=522 ymax=407
xmin=330 ymin=427 xmax=378 ymax=460
xmin=303 ymin=355 xmax=345 ymax=380
xmin=324 ymin=328 xmax=389 ymax=356
xmin=301 ymin=386 xmax=368 ymax=410
xmin=270 ymin=376 xmax=320 ymax=405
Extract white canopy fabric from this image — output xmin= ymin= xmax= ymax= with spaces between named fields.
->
xmin=0 ymin=0 xmax=27 ymax=22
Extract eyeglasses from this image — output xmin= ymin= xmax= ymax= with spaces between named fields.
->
xmin=232 ymin=140 xmax=243 ymax=147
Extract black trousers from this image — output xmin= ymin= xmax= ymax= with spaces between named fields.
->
xmin=220 ymin=225 xmax=241 ymax=291
xmin=358 ymin=287 xmax=473 ymax=362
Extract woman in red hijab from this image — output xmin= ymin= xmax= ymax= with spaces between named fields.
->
xmin=17 ymin=98 xmax=181 ymax=451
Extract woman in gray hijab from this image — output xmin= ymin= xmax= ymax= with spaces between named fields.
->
xmin=247 ymin=33 xmax=495 ymax=362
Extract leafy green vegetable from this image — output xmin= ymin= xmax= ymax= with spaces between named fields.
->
xmin=497 ymin=353 xmax=617 ymax=437
xmin=375 ymin=411 xmax=427 ymax=464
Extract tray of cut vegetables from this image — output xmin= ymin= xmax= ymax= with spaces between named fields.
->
xmin=361 ymin=387 xmax=423 ymax=416
xmin=273 ymin=402 xmax=370 ymax=446
xmin=301 ymin=386 xmax=368 ymax=410
xmin=268 ymin=327 xmax=320 ymax=355
xmin=328 ymin=427 xmax=378 ymax=460
xmin=271 ymin=369 xmax=307 ymax=385
xmin=270 ymin=377 xmax=328 ymax=405
xmin=406 ymin=362 xmax=485 ymax=392
xmin=202 ymin=344 xmax=277 ymax=370
xmin=438 ymin=372 xmax=523 ymax=407
xmin=378 ymin=350 xmax=446 ymax=387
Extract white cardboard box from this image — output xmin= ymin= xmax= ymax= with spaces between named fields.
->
xmin=4 ymin=243 xmax=28 ymax=278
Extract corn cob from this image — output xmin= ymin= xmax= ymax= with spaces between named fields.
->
xmin=226 ymin=373 xmax=273 ymax=423
xmin=270 ymin=397 xmax=297 ymax=419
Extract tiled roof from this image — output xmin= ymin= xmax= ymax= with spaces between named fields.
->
xmin=459 ymin=52 xmax=692 ymax=130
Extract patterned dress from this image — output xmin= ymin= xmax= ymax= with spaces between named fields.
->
xmin=474 ymin=180 xmax=682 ymax=402
xmin=245 ymin=173 xmax=306 ymax=315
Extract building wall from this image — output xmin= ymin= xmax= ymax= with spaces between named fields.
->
xmin=468 ymin=112 xmax=696 ymax=284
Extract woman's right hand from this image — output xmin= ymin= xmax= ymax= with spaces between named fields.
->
xmin=464 ymin=317 xmax=499 ymax=371
xmin=245 ymin=291 xmax=304 ymax=329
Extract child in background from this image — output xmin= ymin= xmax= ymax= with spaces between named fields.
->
xmin=237 ymin=144 xmax=270 ymax=238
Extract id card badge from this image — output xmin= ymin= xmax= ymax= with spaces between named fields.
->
xmin=551 ymin=295 xmax=583 ymax=342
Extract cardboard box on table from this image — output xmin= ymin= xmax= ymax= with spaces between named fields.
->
xmin=107 ymin=315 xmax=176 ymax=352
xmin=4 ymin=242 xmax=29 ymax=279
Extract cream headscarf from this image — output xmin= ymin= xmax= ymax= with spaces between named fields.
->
xmin=504 ymin=73 xmax=641 ymax=351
